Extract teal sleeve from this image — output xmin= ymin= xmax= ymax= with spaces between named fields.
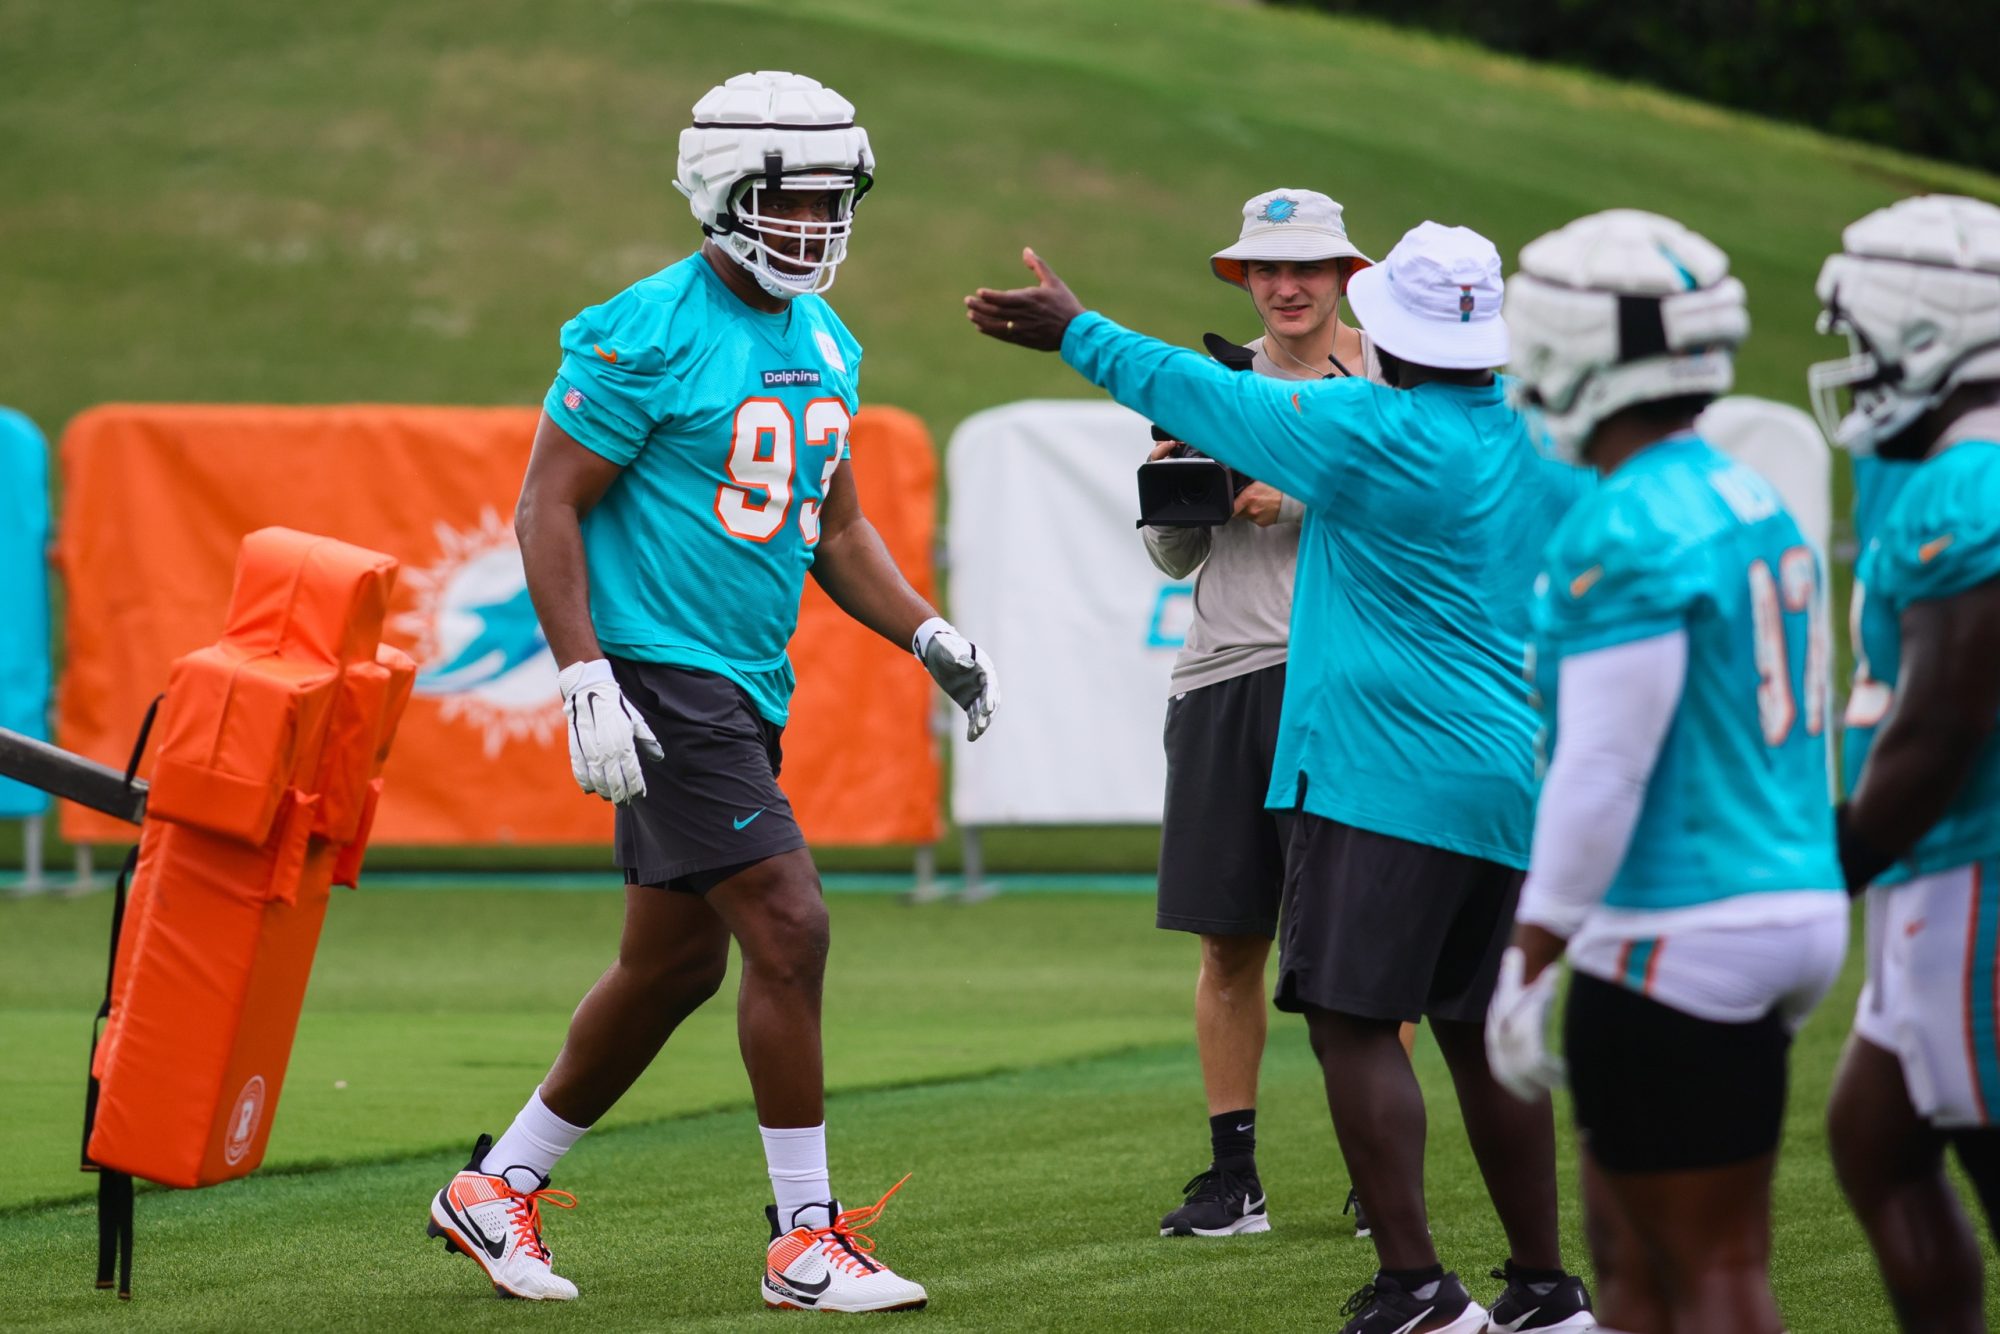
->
xmin=1060 ymin=311 xmax=1374 ymax=508
xmin=543 ymin=301 xmax=683 ymax=467
xmin=1540 ymin=492 xmax=1704 ymax=655
xmin=1888 ymin=448 xmax=2000 ymax=604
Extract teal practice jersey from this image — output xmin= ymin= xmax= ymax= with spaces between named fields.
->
xmin=1847 ymin=438 xmax=2000 ymax=883
xmin=1533 ymin=435 xmax=1842 ymax=911
xmin=544 ymin=255 xmax=863 ymax=724
xmin=1063 ymin=312 xmax=1589 ymax=867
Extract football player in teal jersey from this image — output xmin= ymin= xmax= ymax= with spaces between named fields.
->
xmin=1815 ymin=194 xmax=2000 ymax=1333
xmin=424 ymin=72 xmax=996 ymax=1311
xmin=969 ymin=224 xmax=1592 ymax=1334
xmin=1487 ymin=210 xmax=1847 ymax=1334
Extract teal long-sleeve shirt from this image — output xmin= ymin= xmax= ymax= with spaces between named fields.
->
xmin=1062 ymin=310 xmax=1589 ymax=867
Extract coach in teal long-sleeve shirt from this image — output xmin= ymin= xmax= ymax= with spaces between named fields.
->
xmin=967 ymin=224 xmax=1592 ymax=1333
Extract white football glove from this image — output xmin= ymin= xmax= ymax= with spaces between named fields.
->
xmin=557 ymin=658 xmax=664 ymax=805
xmin=1485 ymin=946 xmax=1566 ymax=1102
xmin=913 ymin=617 xmax=998 ymax=742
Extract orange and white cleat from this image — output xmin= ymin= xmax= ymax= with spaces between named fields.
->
xmin=426 ymin=1134 xmax=579 ymax=1301
xmin=762 ymin=1175 xmax=929 ymax=1313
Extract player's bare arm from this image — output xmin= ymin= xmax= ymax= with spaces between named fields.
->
xmin=807 ymin=458 xmax=934 ymax=648
xmin=514 ymin=411 xmax=662 ymax=805
xmin=1842 ymin=577 xmax=2000 ymax=885
xmin=514 ymin=412 xmax=623 ymax=669
xmin=811 ymin=458 xmax=1000 ymax=741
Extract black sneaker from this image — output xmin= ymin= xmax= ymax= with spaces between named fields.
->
xmin=1158 ymin=1164 xmax=1269 ymax=1236
xmin=1485 ymin=1263 xmax=1594 ymax=1331
xmin=1344 ymin=1186 xmax=1372 ymax=1238
xmin=1338 ymin=1271 xmax=1485 ymax=1334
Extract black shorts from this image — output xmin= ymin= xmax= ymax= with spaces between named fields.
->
xmin=608 ymin=659 xmax=807 ymax=894
xmin=1566 ymin=970 xmax=1791 ymax=1173
xmin=1274 ymin=814 xmax=1520 ymax=1023
xmin=1156 ymin=663 xmax=1293 ymax=938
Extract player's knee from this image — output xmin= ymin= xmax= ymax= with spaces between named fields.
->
xmin=738 ymin=875 xmax=829 ymax=987
xmin=1825 ymin=1081 xmax=1895 ymax=1203
xmin=1198 ymin=934 xmax=1268 ymax=993
xmin=620 ymin=941 xmax=728 ymax=1011
xmin=677 ymin=951 xmax=730 ymax=1009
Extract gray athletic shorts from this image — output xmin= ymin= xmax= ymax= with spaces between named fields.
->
xmin=1274 ymin=813 xmax=1522 ymax=1023
xmin=1156 ymin=663 xmax=1294 ymax=938
xmin=608 ymin=658 xmax=807 ymax=894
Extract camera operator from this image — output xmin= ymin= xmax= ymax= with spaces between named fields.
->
xmin=1146 ymin=190 xmax=1377 ymax=1239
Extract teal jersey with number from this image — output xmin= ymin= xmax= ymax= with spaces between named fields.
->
xmin=1839 ymin=456 xmax=1919 ymax=794
xmin=1532 ymin=436 xmax=1842 ymax=911
xmin=1847 ymin=439 xmax=2000 ymax=883
xmin=1063 ymin=311 xmax=1591 ymax=867
xmin=543 ymin=254 xmax=863 ymax=724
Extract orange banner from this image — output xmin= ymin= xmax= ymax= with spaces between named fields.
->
xmin=57 ymin=404 xmax=941 ymax=848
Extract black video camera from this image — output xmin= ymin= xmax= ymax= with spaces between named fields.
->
xmin=1136 ymin=334 xmax=1261 ymax=529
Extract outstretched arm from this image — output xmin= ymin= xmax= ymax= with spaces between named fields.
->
xmin=967 ymin=250 xmax=1365 ymax=508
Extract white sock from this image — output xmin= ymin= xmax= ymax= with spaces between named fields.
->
xmin=485 ymin=1087 xmax=589 ymax=1192
xmin=761 ymin=1123 xmax=831 ymax=1228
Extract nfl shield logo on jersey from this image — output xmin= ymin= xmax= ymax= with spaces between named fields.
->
xmin=814 ymin=329 xmax=847 ymax=374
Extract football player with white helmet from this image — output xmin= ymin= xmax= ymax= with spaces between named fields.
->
xmin=1818 ymin=194 xmax=2000 ymax=1333
xmin=425 ymin=71 xmax=994 ymax=1311
xmin=1491 ymin=208 xmax=1847 ymax=1333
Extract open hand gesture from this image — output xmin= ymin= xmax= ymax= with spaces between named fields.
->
xmin=966 ymin=248 xmax=1085 ymax=352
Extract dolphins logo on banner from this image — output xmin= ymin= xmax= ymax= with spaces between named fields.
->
xmin=392 ymin=508 xmax=561 ymax=756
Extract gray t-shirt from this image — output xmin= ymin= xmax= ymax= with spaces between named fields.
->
xmin=1142 ymin=332 xmax=1381 ymax=695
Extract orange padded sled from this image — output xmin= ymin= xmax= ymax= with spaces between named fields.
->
xmin=86 ymin=527 xmax=415 ymax=1192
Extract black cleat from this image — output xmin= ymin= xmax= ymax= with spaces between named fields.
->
xmin=1338 ymin=1271 xmax=1485 ymax=1334
xmin=1344 ymin=1186 xmax=1373 ymax=1238
xmin=1484 ymin=1262 xmax=1594 ymax=1331
xmin=1158 ymin=1164 xmax=1270 ymax=1237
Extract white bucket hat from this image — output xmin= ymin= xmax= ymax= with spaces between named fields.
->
xmin=1344 ymin=220 xmax=1509 ymax=370
xmin=1210 ymin=189 xmax=1373 ymax=289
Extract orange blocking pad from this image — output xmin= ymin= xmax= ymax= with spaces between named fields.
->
xmin=87 ymin=528 xmax=416 ymax=1187
xmin=56 ymin=404 xmax=941 ymax=847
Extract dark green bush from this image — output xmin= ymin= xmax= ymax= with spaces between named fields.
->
xmin=1271 ymin=0 xmax=1999 ymax=172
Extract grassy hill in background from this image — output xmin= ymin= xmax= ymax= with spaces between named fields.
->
xmin=3 ymin=0 xmax=1995 ymax=871
xmin=7 ymin=0 xmax=1994 ymax=441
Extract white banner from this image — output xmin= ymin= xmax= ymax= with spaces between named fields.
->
xmin=946 ymin=400 xmax=1190 ymax=825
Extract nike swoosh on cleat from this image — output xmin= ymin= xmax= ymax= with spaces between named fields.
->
xmin=441 ymin=1191 xmax=507 ymax=1261
xmin=1491 ymin=1309 xmax=1541 ymax=1332
xmin=733 ymin=809 xmax=766 ymax=830
xmin=1390 ymin=1308 xmax=1435 ymax=1334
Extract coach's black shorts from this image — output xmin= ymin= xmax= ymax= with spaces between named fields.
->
xmin=1274 ymin=814 xmax=1520 ymax=1023
xmin=1157 ymin=663 xmax=1293 ymax=938
xmin=608 ymin=659 xmax=807 ymax=894
xmin=1566 ymin=970 xmax=1791 ymax=1173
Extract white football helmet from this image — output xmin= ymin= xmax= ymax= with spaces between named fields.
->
xmin=1809 ymin=194 xmax=2000 ymax=458
xmin=676 ymin=71 xmax=874 ymax=300
xmin=1505 ymin=209 xmax=1748 ymax=461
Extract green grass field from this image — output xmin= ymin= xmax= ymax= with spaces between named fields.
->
xmin=5 ymin=2 xmax=1999 ymax=1328
xmin=0 ymin=885 xmax=1926 ymax=1330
